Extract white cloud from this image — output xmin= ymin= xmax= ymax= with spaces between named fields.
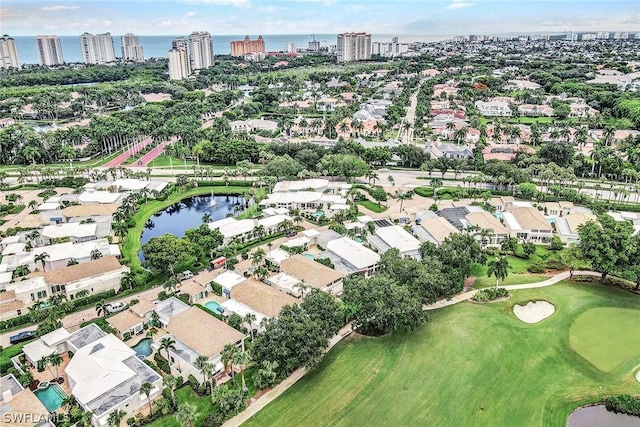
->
xmin=185 ymin=11 xmax=197 ymax=17
xmin=182 ymin=0 xmax=250 ymax=7
xmin=41 ymin=5 xmax=80 ymax=11
xmin=445 ymin=2 xmax=473 ymax=10
xmin=102 ymin=20 xmax=113 ymax=26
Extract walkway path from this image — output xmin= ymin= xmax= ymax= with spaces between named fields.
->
xmin=224 ymin=270 xmax=603 ymax=426
xmin=129 ymin=138 xmax=174 ymax=168
xmin=104 ymin=137 xmax=154 ymax=167
xmin=222 ymin=323 xmax=354 ymax=427
xmin=424 ymin=270 xmax=601 ymax=310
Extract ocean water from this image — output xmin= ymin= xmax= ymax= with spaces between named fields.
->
xmin=11 ymin=33 xmax=452 ymax=65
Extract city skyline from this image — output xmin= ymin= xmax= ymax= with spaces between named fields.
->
xmin=2 ymin=0 xmax=639 ymax=37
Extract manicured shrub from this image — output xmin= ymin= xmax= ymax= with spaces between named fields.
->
xmin=545 ymin=259 xmax=566 ymax=270
xmin=202 ymin=412 xmax=224 ymax=427
xmin=154 ymin=353 xmax=171 ymax=373
xmin=605 ymin=395 xmax=640 ymax=416
xmin=123 ymin=332 xmax=131 ymax=341
xmin=473 ymin=288 xmax=509 ymax=302
xmin=414 ymin=187 xmax=435 ymax=198
xmin=527 ymin=263 xmax=546 ymax=274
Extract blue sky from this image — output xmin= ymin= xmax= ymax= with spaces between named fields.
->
xmin=2 ymin=0 xmax=639 ymax=36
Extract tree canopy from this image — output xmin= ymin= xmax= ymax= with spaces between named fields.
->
xmin=141 ymin=233 xmax=196 ymax=274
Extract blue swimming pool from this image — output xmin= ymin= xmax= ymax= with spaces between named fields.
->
xmin=35 ymin=383 xmax=66 ymax=412
xmin=205 ymin=301 xmax=224 ymax=314
xmin=302 ymin=253 xmax=315 ymax=260
xmin=493 ymin=212 xmax=504 ymax=220
xmin=312 ymin=210 xmax=325 ymax=218
xmin=132 ymin=338 xmax=152 ymax=358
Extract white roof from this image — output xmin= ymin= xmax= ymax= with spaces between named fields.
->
xmin=302 ymin=229 xmax=320 ymax=238
xmin=329 ymin=203 xmax=350 ymax=211
xmin=38 ymin=202 xmax=61 ymax=211
xmin=266 ymin=272 xmax=302 ymax=296
xmin=511 ymin=201 xmax=534 ymax=208
xmin=266 ymin=248 xmax=291 ymax=265
xmin=213 ymin=271 xmax=246 ymax=289
xmin=261 ymin=192 xmax=322 ymax=205
xmin=220 ymin=299 xmax=267 ymax=324
xmin=375 ymin=226 xmax=421 ymax=252
xmin=0 ymin=271 xmax=12 ymax=285
xmin=111 ymin=178 xmax=148 ymax=191
xmin=209 ymin=218 xmax=254 ymax=239
xmin=326 ymin=237 xmax=380 ymax=269
xmin=258 ymin=214 xmax=291 ymax=229
xmin=1 ymin=235 xmax=21 ymax=246
xmin=41 ymin=223 xmax=97 ymax=239
xmin=502 ymin=212 xmax=522 ymax=231
xmin=6 ymin=276 xmax=47 ymax=294
xmin=41 ymin=327 xmax=71 ymax=347
xmin=31 ymin=239 xmax=115 ymax=262
xmin=66 ymin=334 xmax=136 ymax=405
xmin=273 ymin=179 xmax=329 ymax=193
xmin=23 ymin=338 xmax=58 ymax=364
xmin=2 ymin=243 xmax=25 ymax=255
xmin=77 ymin=191 xmax=121 ymax=204
xmin=285 ymin=236 xmax=310 ymax=247
xmin=357 ymin=215 xmax=373 ymax=223
xmin=344 ymin=222 xmax=364 ymax=230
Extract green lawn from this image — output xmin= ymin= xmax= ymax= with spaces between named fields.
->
xmin=147 ymin=387 xmax=213 ymax=427
xmin=243 ymin=281 xmax=640 ymax=427
xmin=471 ymin=272 xmax=548 ymax=288
xmin=569 ymin=307 xmax=640 ymax=372
xmin=356 ymin=200 xmax=388 ymax=213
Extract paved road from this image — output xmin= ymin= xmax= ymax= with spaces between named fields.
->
xmin=104 ymin=137 xmax=154 ymax=167
xmin=0 ymin=286 xmax=163 ymax=347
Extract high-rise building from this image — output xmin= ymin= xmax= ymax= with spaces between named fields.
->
xmin=308 ymin=40 xmax=320 ymax=52
xmin=168 ymin=37 xmax=191 ymax=80
xmin=285 ymin=42 xmax=297 ymax=53
xmin=230 ymin=35 xmax=265 ymax=57
xmin=121 ymin=33 xmax=144 ymax=62
xmin=336 ymin=32 xmax=371 ymax=62
xmin=80 ymin=32 xmax=116 ymax=64
xmin=0 ymin=35 xmax=21 ymax=70
xmin=188 ymin=31 xmax=214 ymax=71
xmin=35 ymin=35 xmax=64 ymax=66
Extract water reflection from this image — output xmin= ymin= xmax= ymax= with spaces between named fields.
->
xmin=567 ymin=405 xmax=640 ymax=427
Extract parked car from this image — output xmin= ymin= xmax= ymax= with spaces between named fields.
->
xmin=286 ymin=231 xmax=297 ymax=238
xmin=9 ymin=330 xmax=36 ymax=344
xmin=105 ymin=302 xmax=126 ymax=314
xmin=178 ymin=270 xmax=193 ymax=281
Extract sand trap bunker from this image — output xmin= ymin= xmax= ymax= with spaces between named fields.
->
xmin=635 ymin=371 xmax=640 ymax=383
xmin=513 ymin=301 xmax=555 ymax=324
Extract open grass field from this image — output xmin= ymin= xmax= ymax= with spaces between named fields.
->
xmin=356 ymin=200 xmax=388 ymax=213
xmin=243 ymin=281 xmax=640 ymax=427
xmin=570 ymin=307 xmax=640 ymax=372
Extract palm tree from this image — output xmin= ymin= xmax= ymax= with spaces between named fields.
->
xmin=95 ymin=299 xmax=108 ymax=317
xmin=49 ymin=352 xmax=63 ymax=380
xmin=76 ymin=410 xmax=93 ymax=427
xmin=107 ymin=409 xmax=126 ymax=427
xmin=90 ymin=249 xmax=103 ymax=260
xmin=139 ymin=381 xmax=154 ymax=415
xmin=194 ymin=355 xmax=210 ymax=384
xmin=61 ymin=394 xmax=77 ymax=414
xmin=164 ymin=143 xmax=176 ymax=177
xmin=235 ymin=349 xmax=250 ymax=392
xmin=38 ymin=355 xmax=54 ymax=379
xmin=244 ymin=313 xmax=256 ymax=340
xmin=202 ymin=213 xmax=212 ymax=224
xmin=159 ymin=337 xmax=176 ymax=361
xmin=251 ymin=248 xmax=266 ymax=267
xmin=221 ymin=344 xmax=240 ymax=385
xmin=150 ymin=311 xmax=160 ymax=328
xmin=67 ymin=258 xmax=79 ymax=266
xmin=163 ymin=375 xmax=178 ymax=408
xmin=34 ymin=252 xmax=49 ymax=271
xmin=146 ymin=327 xmax=158 ymax=341
xmin=487 ymin=256 xmax=509 ymax=290
xmin=175 ymin=403 xmax=198 ymax=427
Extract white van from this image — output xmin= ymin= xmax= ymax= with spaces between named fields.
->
xmin=106 ymin=302 xmax=126 ymax=313
xmin=179 ymin=270 xmax=193 ymax=281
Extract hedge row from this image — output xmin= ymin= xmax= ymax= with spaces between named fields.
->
xmin=473 ymin=288 xmax=509 ymax=302
xmin=605 ymin=395 xmax=640 ymax=417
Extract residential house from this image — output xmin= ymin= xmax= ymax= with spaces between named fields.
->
xmin=60 ymin=203 xmax=119 ymax=223
xmin=158 ymin=299 xmax=245 ymax=382
xmin=321 ymin=237 xmax=381 ymax=278
xmin=475 ymin=100 xmax=512 ymax=117
xmin=66 ymin=331 xmax=162 ymax=426
xmin=0 ymin=290 xmax=24 ymax=321
xmin=0 ymin=374 xmax=50 ymax=427
xmin=280 ymin=254 xmax=345 ymax=294
xmin=465 ymin=211 xmax=510 ymax=246
xmin=230 ymin=278 xmax=298 ymax=318
xmin=39 ymin=222 xmax=110 ymax=245
xmin=413 ymin=215 xmax=459 ymax=245
xmin=44 ymin=255 xmax=128 ymax=299
xmin=211 ymin=270 xmax=246 ymax=298
xmin=424 ymin=142 xmax=473 ymax=159
xmin=503 ymin=207 xmax=553 ymax=242
xmin=555 ymin=213 xmax=598 ymax=244
xmin=369 ymin=225 xmax=421 ymax=259
xmin=107 ymin=300 xmax=156 ymax=339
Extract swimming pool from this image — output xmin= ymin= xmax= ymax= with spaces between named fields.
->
xmin=35 ymin=383 xmax=66 ymax=412
xmin=312 ymin=210 xmax=325 ymax=218
xmin=205 ymin=301 xmax=224 ymax=314
xmin=132 ymin=338 xmax=152 ymax=358
xmin=493 ymin=212 xmax=504 ymax=220
xmin=302 ymin=253 xmax=315 ymax=260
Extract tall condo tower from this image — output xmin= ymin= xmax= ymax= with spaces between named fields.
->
xmin=35 ymin=35 xmax=64 ymax=66
xmin=80 ymin=32 xmax=116 ymax=64
xmin=336 ymin=32 xmax=371 ymax=62
xmin=0 ymin=35 xmax=21 ymax=69
xmin=168 ymin=37 xmax=191 ymax=80
xmin=121 ymin=33 xmax=144 ymax=62
xmin=188 ymin=31 xmax=214 ymax=71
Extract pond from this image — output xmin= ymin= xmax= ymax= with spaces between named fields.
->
xmin=138 ymin=194 xmax=248 ymax=261
xmin=567 ymin=405 xmax=640 ymax=427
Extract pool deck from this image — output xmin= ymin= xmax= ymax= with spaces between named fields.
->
xmin=29 ymin=353 xmax=72 ymax=396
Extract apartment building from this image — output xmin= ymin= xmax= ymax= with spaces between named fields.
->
xmin=121 ymin=33 xmax=144 ymax=62
xmin=230 ymin=35 xmax=265 ymax=57
xmin=35 ymin=35 xmax=64 ymax=66
xmin=188 ymin=31 xmax=214 ymax=70
xmin=0 ymin=34 xmax=20 ymax=69
xmin=80 ymin=32 xmax=116 ymax=64
xmin=336 ymin=32 xmax=371 ymax=62
xmin=168 ymin=37 xmax=190 ymax=80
